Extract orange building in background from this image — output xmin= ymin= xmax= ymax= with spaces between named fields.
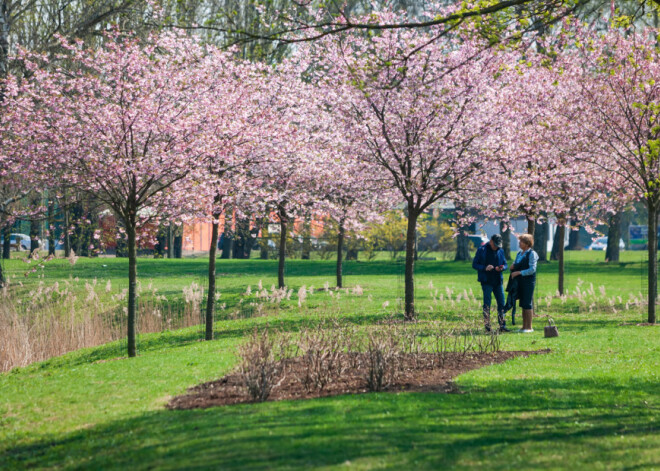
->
xmin=181 ymin=212 xmax=326 ymax=253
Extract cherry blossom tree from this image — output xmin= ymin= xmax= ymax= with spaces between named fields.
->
xmin=5 ymin=31 xmax=217 ymax=356
xmin=199 ymin=56 xmax=295 ymax=340
xmin=553 ymin=24 xmax=660 ymax=323
xmin=314 ymin=156 xmax=391 ymax=288
xmin=311 ymin=20 xmax=511 ymax=320
xmin=484 ymin=54 xmax=616 ymax=295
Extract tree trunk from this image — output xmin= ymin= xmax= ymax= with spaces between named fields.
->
xmin=167 ymin=224 xmax=174 ymax=258
xmin=527 ymin=217 xmax=536 ymax=236
xmin=647 ymin=201 xmax=657 ymax=324
xmin=567 ymin=222 xmax=580 ymax=250
xmin=550 ymin=225 xmax=561 ymax=261
xmin=605 ymin=212 xmax=621 ymax=262
xmin=454 ymin=231 xmax=470 ymax=261
xmin=174 ymin=230 xmax=182 ymax=259
xmin=154 ymin=224 xmax=166 ymax=258
xmin=534 ymin=220 xmax=548 ymax=262
xmin=64 ymin=208 xmax=71 ymax=257
xmin=126 ymin=214 xmax=138 ymax=358
xmin=205 ymin=211 xmax=220 ymax=341
xmin=220 ymin=212 xmax=232 ymax=259
xmin=557 ymin=224 xmax=566 ymax=296
xmin=346 ymin=248 xmax=358 ymax=260
xmin=29 ymin=218 xmax=40 ymax=255
xmin=336 ymin=218 xmax=345 ymax=288
xmin=47 ymin=201 xmax=56 ymax=256
xmin=404 ymin=207 xmax=419 ymax=320
xmin=278 ymin=216 xmax=287 ymax=289
xmin=500 ymin=220 xmax=511 ymax=260
xmin=2 ymin=225 xmax=10 ymax=259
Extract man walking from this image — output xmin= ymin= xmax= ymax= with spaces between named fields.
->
xmin=472 ymin=234 xmax=510 ymax=332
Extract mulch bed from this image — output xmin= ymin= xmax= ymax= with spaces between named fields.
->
xmin=168 ymin=349 xmax=550 ymax=410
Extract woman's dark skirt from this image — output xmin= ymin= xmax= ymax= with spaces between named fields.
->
xmin=518 ymin=276 xmax=535 ymax=309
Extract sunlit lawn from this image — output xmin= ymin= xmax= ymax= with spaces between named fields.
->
xmin=0 ymin=251 xmax=658 ymax=470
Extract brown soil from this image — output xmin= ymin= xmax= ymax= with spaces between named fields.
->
xmin=168 ymin=350 xmax=550 ymax=410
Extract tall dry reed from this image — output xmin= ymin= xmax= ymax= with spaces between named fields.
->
xmin=0 ymin=280 xmax=202 ymax=373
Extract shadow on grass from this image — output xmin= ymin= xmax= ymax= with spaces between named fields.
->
xmin=3 ymin=377 xmax=658 ymax=470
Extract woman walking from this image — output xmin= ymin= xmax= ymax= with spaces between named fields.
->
xmin=510 ymin=234 xmax=538 ymax=333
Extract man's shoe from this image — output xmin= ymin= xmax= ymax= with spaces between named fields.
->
xmin=499 ymin=326 xmax=511 ymax=333
xmin=485 ymin=325 xmax=492 ymax=333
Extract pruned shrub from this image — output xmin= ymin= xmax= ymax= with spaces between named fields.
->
xmin=238 ymin=327 xmax=282 ymax=402
xmin=364 ymin=328 xmax=401 ymax=391
xmin=298 ymin=322 xmax=347 ymax=392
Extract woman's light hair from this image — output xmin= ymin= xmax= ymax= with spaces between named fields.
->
xmin=519 ymin=234 xmax=534 ymax=248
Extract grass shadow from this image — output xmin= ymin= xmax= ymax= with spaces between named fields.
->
xmin=3 ymin=377 xmax=658 ymax=470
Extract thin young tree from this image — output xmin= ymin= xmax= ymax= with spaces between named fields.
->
xmin=313 ymin=16 xmax=510 ymax=319
xmin=6 ymin=31 xmax=215 ymax=356
xmin=556 ymin=24 xmax=660 ymax=323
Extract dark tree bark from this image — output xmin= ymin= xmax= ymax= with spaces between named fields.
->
xmin=647 ymin=201 xmax=657 ymax=324
xmin=47 ymin=201 xmax=55 ymax=256
xmin=166 ymin=224 xmax=174 ymax=258
xmin=550 ymin=225 xmax=561 ymax=261
xmin=220 ymin=212 xmax=232 ymax=259
xmin=404 ymin=207 xmax=420 ymax=320
xmin=126 ymin=209 xmax=138 ymax=358
xmin=205 ymin=209 xmax=221 ymax=341
xmin=29 ymin=218 xmax=40 ymax=255
xmin=232 ymin=234 xmax=244 ymax=259
xmin=500 ymin=220 xmax=511 ymax=260
xmin=336 ymin=217 xmax=345 ymax=288
xmin=2 ymin=225 xmax=10 ymax=259
xmin=527 ymin=217 xmax=536 ymax=236
xmin=63 ymin=207 xmax=71 ymax=257
xmin=534 ymin=220 xmax=548 ymax=262
xmin=346 ymin=248 xmax=358 ymax=260
xmin=278 ymin=209 xmax=288 ymax=289
xmin=245 ymin=227 xmax=258 ymax=259
xmin=567 ymin=222 xmax=580 ymax=250
xmin=154 ymin=224 xmax=166 ymax=258
xmin=173 ymin=229 xmax=183 ymax=259
xmin=454 ymin=231 xmax=470 ymax=261
xmin=557 ymin=223 xmax=566 ymax=296
xmin=232 ymin=216 xmax=250 ymax=259
xmin=605 ymin=212 xmax=621 ymax=262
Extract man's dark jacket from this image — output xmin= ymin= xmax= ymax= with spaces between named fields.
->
xmin=472 ymin=244 xmax=508 ymax=284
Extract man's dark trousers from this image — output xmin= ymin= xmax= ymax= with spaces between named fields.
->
xmin=482 ymin=283 xmax=506 ymax=331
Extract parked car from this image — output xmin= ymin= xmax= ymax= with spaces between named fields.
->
xmin=467 ymin=234 xmax=488 ymax=248
xmin=9 ymin=233 xmax=31 ymax=251
xmin=586 ymin=237 xmax=625 ymax=251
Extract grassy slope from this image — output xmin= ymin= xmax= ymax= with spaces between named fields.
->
xmin=1 ymin=254 xmax=659 ymax=470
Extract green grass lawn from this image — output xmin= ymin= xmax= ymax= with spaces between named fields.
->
xmin=1 ymin=253 xmax=658 ymax=470
xmin=0 ymin=250 xmax=652 ymax=313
